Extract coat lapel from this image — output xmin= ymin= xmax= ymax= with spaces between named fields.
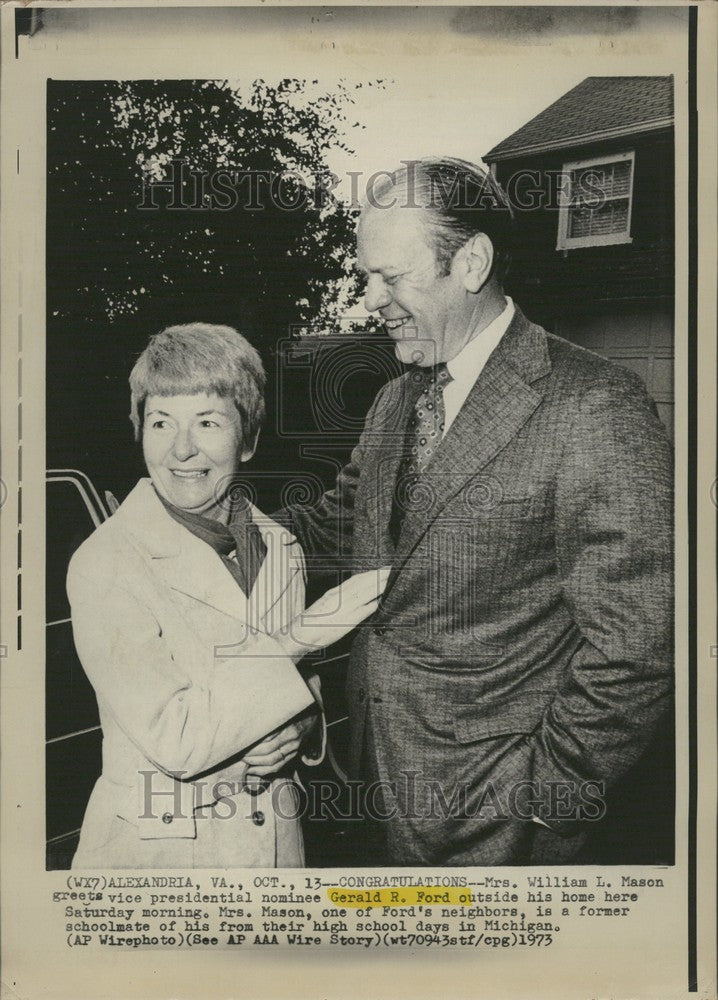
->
xmin=156 ymin=530 xmax=252 ymax=622
xmin=116 ymin=480 xmax=302 ymax=628
xmin=382 ymin=308 xmax=552 ymax=597
xmin=250 ymin=509 xmax=305 ymax=633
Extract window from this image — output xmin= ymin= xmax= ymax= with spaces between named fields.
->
xmin=557 ymin=151 xmax=635 ymax=250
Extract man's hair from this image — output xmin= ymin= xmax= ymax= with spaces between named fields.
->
xmin=369 ymin=157 xmax=515 ymax=281
xmin=129 ymin=322 xmax=266 ymax=450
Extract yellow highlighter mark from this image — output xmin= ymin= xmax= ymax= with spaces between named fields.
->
xmin=327 ymin=887 xmax=473 ymax=908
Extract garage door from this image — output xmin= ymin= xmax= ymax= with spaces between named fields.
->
xmin=553 ymin=302 xmax=674 ymax=443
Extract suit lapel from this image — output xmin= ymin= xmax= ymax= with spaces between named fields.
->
xmin=357 ymin=374 xmax=416 ymax=560
xmin=383 ymin=309 xmax=552 ymax=596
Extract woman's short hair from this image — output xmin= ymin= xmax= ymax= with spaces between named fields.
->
xmin=129 ymin=323 xmax=266 ymax=449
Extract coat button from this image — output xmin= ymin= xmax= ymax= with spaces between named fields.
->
xmin=357 ymin=687 xmax=366 ymax=703
xmin=162 ymin=812 xmax=173 ymax=825
xmin=252 ymin=811 xmax=266 ymax=826
xmin=373 ymin=626 xmax=386 ymax=637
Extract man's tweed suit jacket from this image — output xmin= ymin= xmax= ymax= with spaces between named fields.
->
xmin=285 ymin=306 xmax=674 ymax=865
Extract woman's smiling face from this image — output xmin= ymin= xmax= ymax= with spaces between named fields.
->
xmin=142 ymin=392 xmax=249 ymax=513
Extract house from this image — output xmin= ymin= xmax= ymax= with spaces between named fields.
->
xmin=484 ymin=76 xmax=674 ymax=438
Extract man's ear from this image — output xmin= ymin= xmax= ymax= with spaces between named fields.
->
xmin=240 ymin=427 xmax=261 ymax=463
xmin=462 ymin=232 xmax=494 ymax=293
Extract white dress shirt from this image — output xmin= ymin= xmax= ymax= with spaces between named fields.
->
xmin=442 ymin=297 xmax=515 ymax=437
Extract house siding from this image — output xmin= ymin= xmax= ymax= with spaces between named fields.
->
xmin=490 ymin=129 xmax=674 ymax=439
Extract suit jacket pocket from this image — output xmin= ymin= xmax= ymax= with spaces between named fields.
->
xmin=474 ymin=484 xmax=554 ymax=527
xmin=453 ymin=691 xmax=552 ymax=744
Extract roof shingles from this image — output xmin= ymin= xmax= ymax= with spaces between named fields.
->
xmin=485 ymin=76 xmax=673 ymax=160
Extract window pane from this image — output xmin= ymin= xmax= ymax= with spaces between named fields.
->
xmin=610 ymin=159 xmax=632 ymax=197
xmin=571 ymin=158 xmax=632 ymax=204
xmin=568 ymin=198 xmax=629 ymax=238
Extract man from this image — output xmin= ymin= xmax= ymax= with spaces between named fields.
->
xmin=280 ymin=157 xmax=673 ymax=866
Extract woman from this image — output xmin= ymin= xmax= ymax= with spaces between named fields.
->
xmin=68 ymin=322 xmax=387 ymax=868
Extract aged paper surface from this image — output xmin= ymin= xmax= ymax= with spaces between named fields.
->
xmin=1 ymin=2 xmax=716 ymax=998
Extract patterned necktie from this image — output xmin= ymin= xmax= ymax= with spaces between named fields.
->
xmin=389 ymin=362 xmax=453 ymax=545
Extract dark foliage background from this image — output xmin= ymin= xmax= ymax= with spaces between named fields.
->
xmin=47 ymin=78 xmax=395 ymax=509
xmin=46 ymin=79 xmax=400 ymax=866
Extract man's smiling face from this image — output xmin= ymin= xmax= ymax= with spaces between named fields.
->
xmin=357 ymin=203 xmax=472 ymax=367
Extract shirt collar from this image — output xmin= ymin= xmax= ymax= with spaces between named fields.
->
xmin=446 ymin=296 xmax=515 ymax=387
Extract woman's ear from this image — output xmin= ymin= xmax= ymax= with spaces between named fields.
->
xmin=462 ymin=232 xmax=495 ymax=293
xmin=240 ymin=427 xmax=261 ymax=463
